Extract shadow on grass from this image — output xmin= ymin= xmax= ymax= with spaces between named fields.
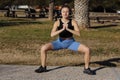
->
xmin=42 ymin=58 xmax=120 ymax=74
xmin=74 ymin=58 xmax=120 ymax=75
xmin=0 ymin=21 xmax=42 ymax=27
xmin=91 ymin=58 xmax=120 ymax=67
xmin=74 ymin=58 xmax=120 ymax=67
xmin=90 ymin=24 xmax=118 ymax=29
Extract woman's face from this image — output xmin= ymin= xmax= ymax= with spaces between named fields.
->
xmin=61 ymin=7 xmax=69 ymax=18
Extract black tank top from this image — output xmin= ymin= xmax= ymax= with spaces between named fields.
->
xmin=57 ymin=19 xmax=74 ymax=38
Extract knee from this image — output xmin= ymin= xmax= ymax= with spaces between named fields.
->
xmin=41 ymin=45 xmax=48 ymax=52
xmin=84 ymin=47 xmax=90 ymax=54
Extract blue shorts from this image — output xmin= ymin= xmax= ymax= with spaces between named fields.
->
xmin=51 ymin=37 xmax=80 ymax=51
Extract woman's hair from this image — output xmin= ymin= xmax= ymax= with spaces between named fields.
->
xmin=60 ymin=5 xmax=72 ymax=15
xmin=60 ymin=5 xmax=71 ymax=12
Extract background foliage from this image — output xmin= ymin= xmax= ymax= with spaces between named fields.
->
xmin=0 ymin=0 xmax=120 ymax=12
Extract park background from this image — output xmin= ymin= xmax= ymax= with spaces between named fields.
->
xmin=0 ymin=0 xmax=120 ymax=67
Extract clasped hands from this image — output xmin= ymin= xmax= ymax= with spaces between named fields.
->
xmin=62 ymin=23 xmax=69 ymax=30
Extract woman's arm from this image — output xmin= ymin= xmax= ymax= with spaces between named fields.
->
xmin=66 ymin=20 xmax=80 ymax=36
xmin=50 ymin=20 xmax=65 ymax=37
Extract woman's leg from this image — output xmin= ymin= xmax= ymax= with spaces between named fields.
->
xmin=77 ymin=44 xmax=90 ymax=69
xmin=77 ymin=44 xmax=95 ymax=75
xmin=40 ymin=43 xmax=53 ymax=67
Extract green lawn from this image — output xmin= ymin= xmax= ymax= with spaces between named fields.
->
xmin=0 ymin=18 xmax=120 ymax=67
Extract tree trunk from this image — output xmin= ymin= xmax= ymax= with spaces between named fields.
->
xmin=49 ymin=0 xmax=54 ymax=21
xmin=74 ymin=0 xmax=90 ymax=29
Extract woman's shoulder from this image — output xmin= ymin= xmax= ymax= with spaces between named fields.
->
xmin=54 ymin=19 xmax=60 ymax=26
xmin=71 ymin=19 xmax=77 ymax=23
xmin=71 ymin=19 xmax=78 ymax=25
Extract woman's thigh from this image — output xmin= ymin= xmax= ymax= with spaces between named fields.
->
xmin=41 ymin=43 xmax=54 ymax=51
xmin=77 ymin=44 xmax=89 ymax=53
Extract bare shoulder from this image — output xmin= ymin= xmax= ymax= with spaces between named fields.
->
xmin=71 ymin=19 xmax=78 ymax=26
xmin=54 ymin=19 xmax=60 ymax=27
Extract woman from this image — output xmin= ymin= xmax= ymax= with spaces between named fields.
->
xmin=35 ymin=5 xmax=94 ymax=75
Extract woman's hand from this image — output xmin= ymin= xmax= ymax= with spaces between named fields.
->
xmin=63 ymin=23 xmax=68 ymax=30
xmin=51 ymin=21 xmax=66 ymax=37
xmin=62 ymin=24 xmax=66 ymax=30
xmin=65 ymin=20 xmax=80 ymax=36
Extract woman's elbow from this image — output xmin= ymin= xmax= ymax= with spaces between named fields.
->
xmin=50 ymin=33 xmax=54 ymax=37
xmin=76 ymin=32 xmax=80 ymax=36
xmin=50 ymin=34 xmax=53 ymax=37
xmin=77 ymin=33 xmax=80 ymax=36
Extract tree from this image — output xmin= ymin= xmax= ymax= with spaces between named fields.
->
xmin=89 ymin=0 xmax=120 ymax=12
xmin=55 ymin=0 xmax=73 ymax=5
xmin=74 ymin=0 xmax=90 ymax=29
xmin=49 ymin=0 xmax=54 ymax=20
xmin=0 ymin=0 xmax=13 ymax=8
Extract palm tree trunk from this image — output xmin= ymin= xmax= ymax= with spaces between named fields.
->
xmin=74 ymin=0 xmax=90 ymax=29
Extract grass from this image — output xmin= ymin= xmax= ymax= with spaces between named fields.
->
xmin=0 ymin=16 xmax=120 ymax=67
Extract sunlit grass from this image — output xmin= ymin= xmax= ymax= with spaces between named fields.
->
xmin=0 ymin=17 xmax=120 ymax=67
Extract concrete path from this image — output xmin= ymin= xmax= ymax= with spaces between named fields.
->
xmin=0 ymin=65 xmax=120 ymax=80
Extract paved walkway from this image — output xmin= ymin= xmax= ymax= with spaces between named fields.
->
xmin=0 ymin=65 xmax=120 ymax=80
